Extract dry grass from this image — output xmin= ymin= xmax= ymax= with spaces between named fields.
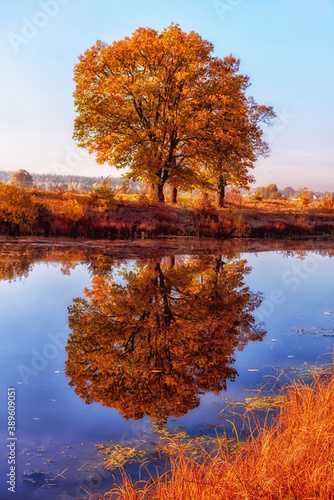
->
xmin=100 ymin=369 xmax=334 ymax=500
xmin=2 ymin=187 xmax=334 ymax=239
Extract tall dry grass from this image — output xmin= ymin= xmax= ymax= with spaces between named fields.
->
xmin=98 ymin=370 xmax=334 ymax=500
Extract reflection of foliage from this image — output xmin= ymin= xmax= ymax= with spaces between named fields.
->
xmin=0 ymin=252 xmax=33 ymax=282
xmin=66 ymin=256 xmax=265 ymax=423
xmin=0 ymin=247 xmax=121 ymax=282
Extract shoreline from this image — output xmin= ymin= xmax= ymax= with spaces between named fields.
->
xmin=0 ymin=234 xmax=334 ymax=258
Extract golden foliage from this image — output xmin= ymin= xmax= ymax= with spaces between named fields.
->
xmin=0 ymin=183 xmax=39 ymax=234
xmin=73 ymin=24 xmax=274 ymax=203
xmin=298 ymin=187 xmax=312 ymax=207
xmin=61 ymin=193 xmax=85 ymax=221
xmin=66 ymin=255 xmax=265 ymax=423
xmin=90 ymin=180 xmax=117 ymax=212
xmin=109 ymin=370 xmax=334 ymax=500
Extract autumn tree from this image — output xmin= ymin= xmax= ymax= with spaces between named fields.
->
xmin=10 ymin=169 xmax=33 ymax=188
xmin=66 ymin=255 xmax=265 ymax=424
xmin=0 ymin=183 xmax=39 ymax=235
xmin=73 ymin=24 xmax=274 ymax=203
xmin=190 ymin=76 xmax=275 ymax=206
xmin=258 ymin=183 xmax=282 ymax=200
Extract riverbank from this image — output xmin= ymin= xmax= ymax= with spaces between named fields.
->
xmin=1 ymin=186 xmax=334 ymax=239
xmin=101 ymin=368 xmax=334 ymax=500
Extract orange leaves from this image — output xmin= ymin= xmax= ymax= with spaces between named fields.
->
xmin=0 ymin=183 xmax=39 ymax=234
xmin=73 ymin=23 xmax=276 ymax=205
xmin=65 ymin=255 xmax=265 ymax=423
xmin=74 ymin=24 xmax=266 ymax=202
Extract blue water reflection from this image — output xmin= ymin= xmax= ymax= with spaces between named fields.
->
xmin=0 ymin=244 xmax=333 ymax=500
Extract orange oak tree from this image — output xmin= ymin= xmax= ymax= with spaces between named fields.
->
xmin=73 ymin=24 xmax=274 ymax=203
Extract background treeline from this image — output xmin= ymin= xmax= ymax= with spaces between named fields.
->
xmin=254 ymin=184 xmax=332 ymax=201
xmin=0 ymin=170 xmax=144 ymax=193
xmin=0 ymin=171 xmax=331 ymax=200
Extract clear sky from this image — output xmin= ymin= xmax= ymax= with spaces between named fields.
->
xmin=1 ymin=0 xmax=333 ymax=190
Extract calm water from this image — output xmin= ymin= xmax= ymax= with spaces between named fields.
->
xmin=0 ymin=241 xmax=333 ymax=499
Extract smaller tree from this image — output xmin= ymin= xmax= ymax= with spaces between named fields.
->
xmin=281 ymin=186 xmax=295 ymax=199
xmin=90 ymin=180 xmax=117 ymax=212
xmin=258 ymin=184 xmax=282 ymax=200
xmin=11 ymin=169 xmax=33 ymax=188
xmin=297 ymin=187 xmax=312 ymax=207
xmin=0 ymin=183 xmax=39 ymax=234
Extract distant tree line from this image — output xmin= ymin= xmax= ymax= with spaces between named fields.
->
xmin=0 ymin=170 xmax=330 ymax=201
xmin=252 ymin=184 xmax=329 ymax=200
xmin=0 ymin=170 xmax=144 ymax=193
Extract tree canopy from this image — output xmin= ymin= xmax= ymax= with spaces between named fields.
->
xmin=10 ymin=169 xmax=33 ymax=188
xmin=73 ymin=24 xmax=275 ymax=203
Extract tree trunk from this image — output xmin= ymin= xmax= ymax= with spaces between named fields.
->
xmin=150 ymin=184 xmax=158 ymax=202
xmin=217 ymin=177 xmax=226 ymax=207
xmin=167 ymin=255 xmax=175 ymax=269
xmin=171 ymin=187 xmax=177 ymax=204
xmin=157 ymin=184 xmax=165 ymax=203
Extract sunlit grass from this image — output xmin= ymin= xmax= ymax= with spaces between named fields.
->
xmin=97 ymin=367 xmax=334 ymax=500
xmin=1 ymin=185 xmax=334 ymax=238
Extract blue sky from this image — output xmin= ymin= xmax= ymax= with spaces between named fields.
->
xmin=1 ymin=0 xmax=333 ymax=190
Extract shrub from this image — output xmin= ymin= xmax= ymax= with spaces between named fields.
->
xmin=321 ymin=194 xmax=334 ymax=208
xmin=90 ymin=181 xmax=117 ymax=212
xmin=138 ymin=191 xmax=151 ymax=205
xmin=217 ymin=208 xmax=250 ymax=237
xmin=61 ymin=193 xmax=84 ymax=222
xmin=225 ymin=187 xmax=243 ymax=205
xmin=251 ymin=191 xmax=263 ymax=202
xmin=195 ymin=194 xmax=217 ymax=217
xmin=0 ymin=183 xmax=39 ymax=234
xmin=298 ymin=187 xmax=312 ymax=207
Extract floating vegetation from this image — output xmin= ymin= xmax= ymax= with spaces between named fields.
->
xmin=96 ymin=424 xmax=238 ymax=471
xmin=244 ymin=395 xmax=284 ymax=411
xmin=96 ymin=443 xmax=147 ymax=470
xmin=290 ymin=363 xmax=332 ymax=380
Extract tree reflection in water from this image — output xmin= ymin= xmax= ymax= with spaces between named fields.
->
xmin=66 ymin=255 xmax=265 ymax=424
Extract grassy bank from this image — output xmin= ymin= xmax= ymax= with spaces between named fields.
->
xmin=97 ymin=369 xmax=334 ymax=500
xmin=1 ymin=184 xmax=334 ymax=239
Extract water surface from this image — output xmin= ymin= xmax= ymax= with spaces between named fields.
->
xmin=0 ymin=240 xmax=333 ymax=499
